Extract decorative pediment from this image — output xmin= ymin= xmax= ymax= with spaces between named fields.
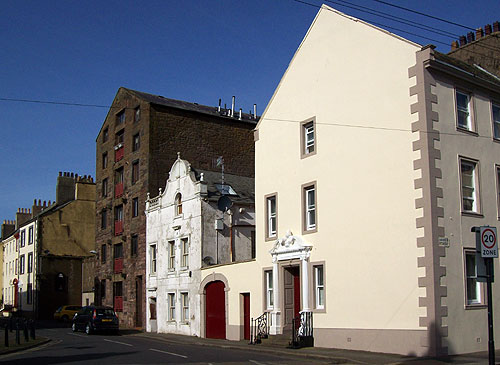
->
xmin=269 ymin=230 xmax=312 ymax=261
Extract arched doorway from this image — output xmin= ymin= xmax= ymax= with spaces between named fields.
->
xmin=205 ymin=281 xmax=226 ymax=339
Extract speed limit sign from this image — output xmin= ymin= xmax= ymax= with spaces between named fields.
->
xmin=480 ymin=226 xmax=498 ymax=258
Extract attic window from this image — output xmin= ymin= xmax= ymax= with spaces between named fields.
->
xmin=215 ymin=184 xmax=237 ymax=196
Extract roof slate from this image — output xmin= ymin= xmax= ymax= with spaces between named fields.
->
xmin=192 ymin=168 xmax=254 ymax=205
xmin=124 ymin=88 xmax=259 ymax=125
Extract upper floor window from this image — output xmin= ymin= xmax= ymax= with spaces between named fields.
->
xmin=132 ymin=197 xmax=139 ymax=218
xmin=456 ymin=90 xmax=473 ymax=131
xmin=103 ymin=127 xmax=109 ymax=143
xmin=175 ymin=193 xmax=182 ymax=215
xmin=303 ymin=182 xmax=317 ymax=233
xmin=20 ymin=230 xmax=26 ymax=247
xmin=102 ymin=152 xmax=108 ymax=169
xmin=132 ymin=133 xmax=140 ymax=152
xmin=265 ymin=194 xmax=277 ymax=240
xmin=150 ymin=244 xmax=157 ymax=274
xmin=19 ymin=255 xmax=25 ymax=275
xmin=131 ymin=234 xmax=138 ymax=257
xmin=101 ymin=209 xmax=107 ymax=229
xmin=181 ymin=238 xmax=189 ymax=268
xmin=28 ymin=226 xmax=33 ymax=244
xmin=460 ymin=158 xmax=480 ymax=214
xmin=134 ymin=107 xmax=141 ymax=122
xmin=115 ymin=129 xmax=125 ymax=145
xmin=101 ymin=244 xmax=107 ymax=263
xmin=116 ymin=110 xmax=125 ymax=125
xmin=493 ymin=103 xmax=500 ymax=140
xmin=132 ymin=160 xmax=139 ymax=185
xmin=102 ymin=178 xmax=108 ymax=198
xmin=301 ymin=119 xmax=316 ymax=158
xmin=168 ymin=241 xmax=175 ymax=270
xmin=27 ymin=252 xmax=33 ymax=273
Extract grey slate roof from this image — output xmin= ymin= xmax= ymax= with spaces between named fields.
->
xmin=124 ymin=88 xmax=259 ymax=125
xmin=192 ymin=168 xmax=254 ymax=205
xmin=434 ymin=50 xmax=500 ymax=88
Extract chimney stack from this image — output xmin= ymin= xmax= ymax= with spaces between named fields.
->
xmin=56 ymin=171 xmax=76 ymax=205
xmin=485 ymin=24 xmax=492 ymax=35
xmin=476 ymin=28 xmax=484 ymax=40
xmin=1 ymin=220 xmax=15 ymax=240
xmin=494 ymin=21 xmax=500 ymax=33
xmin=15 ymin=208 xmax=31 ymax=229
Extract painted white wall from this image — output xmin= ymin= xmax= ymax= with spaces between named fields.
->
xmin=146 ymin=157 xmax=203 ymax=336
xmin=255 ymin=4 xmax=423 ymax=332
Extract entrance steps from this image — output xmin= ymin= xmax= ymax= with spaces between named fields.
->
xmin=258 ymin=333 xmax=290 ymax=347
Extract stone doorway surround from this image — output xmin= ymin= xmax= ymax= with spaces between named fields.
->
xmin=269 ymin=230 xmax=312 ymax=335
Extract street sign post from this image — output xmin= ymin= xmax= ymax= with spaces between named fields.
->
xmin=472 ymin=226 xmax=497 ymax=365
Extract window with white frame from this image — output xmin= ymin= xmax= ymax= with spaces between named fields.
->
xmin=493 ymin=103 xmax=500 ymax=139
xmin=168 ymin=293 xmax=176 ymax=321
xmin=314 ymin=265 xmax=325 ymax=309
xmin=150 ymin=244 xmax=157 ymax=274
xmin=465 ymin=250 xmax=483 ymax=305
xmin=28 ymin=252 xmax=33 ymax=273
xmin=181 ymin=292 xmax=189 ymax=322
xmin=175 ymin=193 xmax=182 ymax=216
xmin=303 ymin=184 xmax=316 ymax=231
xmin=168 ymin=241 xmax=175 ymax=270
xmin=28 ymin=226 xmax=33 ymax=245
xmin=456 ymin=90 xmax=472 ymax=130
xmin=265 ymin=270 xmax=273 ymax=310
xmin=304 ymin=121 xmax=315 ymax=155
xmin=181 ymin=239 xmax=189 ymax=268
xmin=20 ymin=230 xmax=25 ymax=247
xmin=19 ymin=255 xmax=25 ymax=275
xmin=460 ymin=159 xmax=480 ymax=213
xmin=266 ymin=195 xmax=276 ymax=239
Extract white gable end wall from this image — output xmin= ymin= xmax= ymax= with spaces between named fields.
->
xmin=255 ymin=5 xmax=427 ymax=355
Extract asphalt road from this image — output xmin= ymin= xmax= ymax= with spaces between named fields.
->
xmin=0 ymin=327 xmax=330 ymax=364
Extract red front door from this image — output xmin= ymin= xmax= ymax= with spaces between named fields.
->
xmin=243 ymin=293 xmax=250 ymax=340
xmin=205 ymin=281 xmax=226 ymax=339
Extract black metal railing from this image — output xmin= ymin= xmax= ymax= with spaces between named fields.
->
xmin=250 ymin=312 xmax=269 ymax=344
xmin=290 ymin=311 xmax=313 ymax=348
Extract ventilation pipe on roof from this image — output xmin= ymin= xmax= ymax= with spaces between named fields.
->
xmin=231 ymin=96 xmax=235 ymax=117
xmin=239 ymin=108 xmax=242 ymax=120
xmin=253 ymin=104 xmax=257 ymax=119
xmin=218 ymin=99 xmax=221 ymax=113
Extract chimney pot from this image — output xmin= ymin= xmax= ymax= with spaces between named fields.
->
xmin=485 ymin=24 xmax=492 ymax=35
xmin=467 ymin=32 xmax=475 ymax=43
xmin=459 ymin=35 xmax=467 ymax=46
xmin=476 ymin=28 xmax=483 ymax=39
xmin=494 ymin=21 xmax=500 ymax=33
xmin=451 ymin=41 xmax=459 ymax=50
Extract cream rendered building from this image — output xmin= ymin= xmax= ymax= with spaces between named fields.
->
xmin=200 ymin=4 xmax=500 ymax=357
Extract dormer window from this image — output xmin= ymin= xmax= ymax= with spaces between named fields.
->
xmin=175 ymin=193 xmax=182 ymax=215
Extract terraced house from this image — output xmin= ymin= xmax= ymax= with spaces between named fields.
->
xmin=94 ymin=87 xmax=256 ymax=328
xmin=198 ymin=5 xmax=500 ymax=357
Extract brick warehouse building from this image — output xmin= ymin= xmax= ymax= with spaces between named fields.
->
xmin=94 ymin=87 xmax=257 ymax=328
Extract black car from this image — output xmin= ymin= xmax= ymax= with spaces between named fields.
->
xmin=72 ymin=306 xmax=119 ymax=335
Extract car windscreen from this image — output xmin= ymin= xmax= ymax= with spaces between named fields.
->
xmin=96 ymin=309 xmax=115 ymax=316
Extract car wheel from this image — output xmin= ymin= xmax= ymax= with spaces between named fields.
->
xmin=85 ymin=323 xmax=93 ymax=335
xmin=71 ymin=323 xmax=77 ymax=332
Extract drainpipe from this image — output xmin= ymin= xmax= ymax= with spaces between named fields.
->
xmin=228 ymin=210 xmax=233 ymax=262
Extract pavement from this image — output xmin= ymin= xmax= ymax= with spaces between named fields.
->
xmin=1 ymin=321 xmax=500 ymax=364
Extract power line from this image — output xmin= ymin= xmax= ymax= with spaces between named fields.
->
xmin=371 ymin=0 xmax=476 ymax=31
xmin=290 ymin=0 xmax=500 ymax=62
xmin=0 ymin=97 xmax=111 ymax=109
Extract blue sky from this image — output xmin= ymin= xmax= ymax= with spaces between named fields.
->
xmin=1 ymin=0 xmax=499 ymax=222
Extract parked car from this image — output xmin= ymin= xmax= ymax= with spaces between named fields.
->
xmin=54 ymin=305 xmax=82 ymax=322
xmin=72 ymin=306 xmax=119 ymax=334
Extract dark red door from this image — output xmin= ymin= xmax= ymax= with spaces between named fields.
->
xmin=205 ymin=281 xmax=226 ymax=339
xmin=243 ymin=293 xmax=250 ymax=340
